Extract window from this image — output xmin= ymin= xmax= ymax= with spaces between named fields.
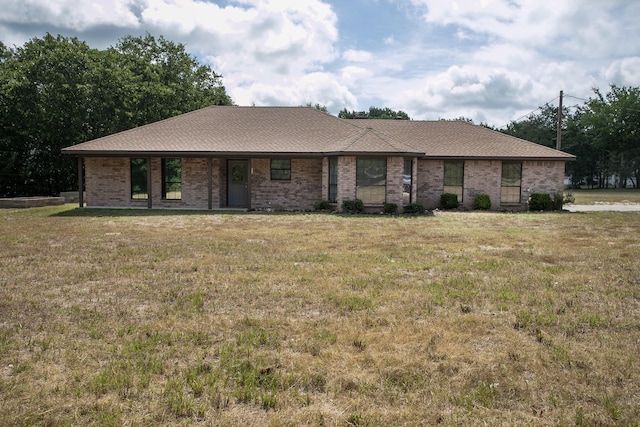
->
xmin=444 ymin=161 xmax=464 ymax=202
xmin=162 ymin=158 xmax=182 ymax=200
xmin=356 ymin=158 xmax=386 ymax=204
xmin=501 ymin=162 xmax=522 ymax=203
xmin=403 ymin=158 xmax=412 ymax=204
xmin=271 ymin=159 xmax=291 ymax=180
xmin=130 ymin=158 xmax=148 ymax=199
xmin=328 ymin=157 xmax=337 ymax=203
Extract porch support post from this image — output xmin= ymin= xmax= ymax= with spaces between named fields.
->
xmin=208 ymin=157 xmax=213 ymax=210
xmin=147 ymin=156 xmax=152 ymax=209
xmin=77 ymin=156 xmax=84 ymax=208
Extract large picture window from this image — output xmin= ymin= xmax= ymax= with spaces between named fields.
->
xmin=130 ymin=158 xmax=148 ymax=199
xmin=271 ymin=159 xmax=291 ymax=180
xmin=328 ymin=157 xmax=337 ymax=203
xmin=356 ymin=158 xmax=386 ymax=204
xmin=444 ymin=161 xmax=464 ymax=202
xmin=162 ymin=158 xmax=182 ymax=200
xmin=501 ymin=162 xmax=522 ymax=203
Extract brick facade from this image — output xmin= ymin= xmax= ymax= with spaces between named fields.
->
xmin=414 ymin=159 xmax=566 ymax=210
xmin=83 ymin=156 xmax=565 ymax=211
xmin=250 ymin=158 xmax=323 ymax=211
xmin=521 ymin=160 xmax=566 ymax=202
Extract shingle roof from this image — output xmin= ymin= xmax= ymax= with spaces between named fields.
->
xmin=62 ymin=106 xmax=575 ymax=160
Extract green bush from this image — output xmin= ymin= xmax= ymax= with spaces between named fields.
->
xmin=551 ymin=193 xmax=565 ymax=211
xmin=528 ymin=193 xmax=553 ymax=211
xmin=559 ymin=193 xmax=576 ymax=204
xmin=342 ymin=199 xmax=364 ymax=214
xmin=473 ymin=194 xmax=491 ymax=210
xmin=548 ymin=192 xmax=574 ymax=211
xmin=440 ymin=193 xmax=459 ymax=209
xmin=313 ymin=200 xmax=332 ymax=211
xmin=404 ymin=202 xmax=425 ymax=214
xmin=383 ymin=202 xmax=398 ymax=214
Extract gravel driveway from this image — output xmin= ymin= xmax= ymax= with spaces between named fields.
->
xmin=564 ymin=203 xmax=640 ymax=212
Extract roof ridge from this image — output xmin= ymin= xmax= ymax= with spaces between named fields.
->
xmin=335 ymin=127 xmax=370 ymax=151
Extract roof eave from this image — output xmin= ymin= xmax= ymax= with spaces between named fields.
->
xmin=421 ymin=155 xmax=576 ymax=161
xmin=323 ymin=151 xmax=424 ymax=157
xmin=61 ymin=149 xmax=327 ymax=158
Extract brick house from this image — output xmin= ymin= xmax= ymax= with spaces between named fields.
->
xmin=62 ymin=106 xmax=575 ymax=212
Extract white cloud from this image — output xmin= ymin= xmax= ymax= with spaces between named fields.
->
xmin=233 ymin=71 xmax=357 ymax=111
xmin=342 ymin=49 xmax=373 ymax=62
xmin=603 ymin=58 xmax=640 ymax=87
xmin=0 ymin=0 xmax=141 ymax=31
xmin=340 ymin=66 xmax=371 ymax=86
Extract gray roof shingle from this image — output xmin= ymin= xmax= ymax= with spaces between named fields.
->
xmin=62 ymin=106 xmax=575 ymax=160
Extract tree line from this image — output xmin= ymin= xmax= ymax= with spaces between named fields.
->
xmin=0 ymin=33 xmax=233 ymax=197
xmin=498 ymin=85 xmax=640 ymax=189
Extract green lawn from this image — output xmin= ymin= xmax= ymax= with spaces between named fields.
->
xmin=1 ymin=205 xmax=639 ymax=426
xmin=568 ymin=188 xmax=640 ymax=204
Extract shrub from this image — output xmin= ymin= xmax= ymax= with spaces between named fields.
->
xmin=440 ymin=193 xmax=459 ymax=209
xmin=473 ymin=194 xmax=491 ymax=210
xmin=342 ymin=199 xmax=364 ymax=214
xmin=551 ymin=193 xmax=565 ymax=211
xmin=549 ymin=192 xmax=574 ymax=211
xmin=404 ymin=202 xmax=425 ymax=215
xmin=528 ymin=193 xmax=553 ymax=211
xmin=383 ymin=202 xmax=397 ymax=214
xmin=314 ymin=200 xmax=332 ymax=211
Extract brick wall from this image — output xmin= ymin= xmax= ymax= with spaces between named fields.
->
xmin=463 ymin=160 xmax=502 ymax=209
xmin=522 ymin=160 xmax=566 ymax=202
xmin=416 ymin=159 xmax=444 ymax=209
xmin=149 ymin=158 xmax=209 ymax=209
xmin=85 ymin=157 xmax=132 ymax=207
xmin=84 ymin=156 xmax=567 ymax=211
xmin=385 ymin=157 xmax=405 ymax=208
xmin=416 ymin=159 xmax=566 ymax=210
xmin=250 ymin=158 xmax=323 ymax=210
xmin=336 ymin=156 xmax=356 ymax=207
xmin=86 ymin=157 xmax=220 ymax=209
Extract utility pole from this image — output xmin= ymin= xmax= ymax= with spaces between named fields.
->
xmin=556 ymin=90 xmax=563 ymax=150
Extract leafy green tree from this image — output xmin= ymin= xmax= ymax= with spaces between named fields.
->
xmin=0 ymin=33 xmax=233 ymax=197
xmin=113 ymin=34 xmax=232 ymax=127
xmin=581 ymin=85 xmax=640 ymax=188
xmin=0 ymin=34 xmax=97 ymax=196
xmin=502 ymin=104 xmax=560 ymax=148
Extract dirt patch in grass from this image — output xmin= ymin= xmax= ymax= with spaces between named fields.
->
xmin=1 ymin=206 xmax=639 ymax=425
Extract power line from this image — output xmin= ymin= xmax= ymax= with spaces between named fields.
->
xmin=496 ymin=96 xmax=559 ymax=129
xmin=564 ymin=94 xmax=589 ymax=102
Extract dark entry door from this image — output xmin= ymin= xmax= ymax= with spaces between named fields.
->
xmin=228 ymin=160 xmax=249 ymax=207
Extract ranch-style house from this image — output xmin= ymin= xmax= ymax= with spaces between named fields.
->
xmin=62 ymin=106 xmax=575 ymax=212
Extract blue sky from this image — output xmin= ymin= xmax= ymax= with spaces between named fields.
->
xmin=1 ymin=0 xmax=639 ymax=127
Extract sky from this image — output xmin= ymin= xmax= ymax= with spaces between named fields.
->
xmin=1 ymin=0 xmax=639 ymax=128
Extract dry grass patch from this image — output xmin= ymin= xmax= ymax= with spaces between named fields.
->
xmin=0 ymin=206 xmax=639 ymax=426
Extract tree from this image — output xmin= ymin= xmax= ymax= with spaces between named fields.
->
xmin=502 ymin=104 xmax=560 ymax=148
xmin=303 ymin=102 xmax=328 ymax=113
xmin=0 ymin=33 xmax=233 ymax=197
xmin=0 ymin=34 xmax=97 ymax=196
xmin=113 ymin=34 xmax=232 ymax=127
xmin=581 ymin=85 xmax=640 ymax=188
xmin=338 ymin=106 xmax=411 ymax=120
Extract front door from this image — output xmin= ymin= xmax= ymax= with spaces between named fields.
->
xmin=228 ymin=160 xmax=249 ymax=207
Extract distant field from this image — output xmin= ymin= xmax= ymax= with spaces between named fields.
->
xmin=569 ymin=188 xmax=640 ymax=204
xmin=1 ymin=206 xmax=639 ymax=426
